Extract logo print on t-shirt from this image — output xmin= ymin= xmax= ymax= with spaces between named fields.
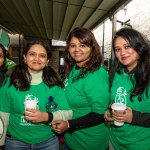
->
xmin=64 ymin=78 xmax=68 ymax=87
xmin=25 ymin=94 xmax=38 ymax=101
xmin=115 ymin=87 xmax=127 ymax=104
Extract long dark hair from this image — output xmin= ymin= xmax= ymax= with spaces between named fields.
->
xmin=110 ymin=27 xmax=150 ymax=101
xmin=9 ymin=40 xmax=64 ymax=91
xmin=61 ymin=27 xmax=102 ymax=80
xmin=0 ymin=43 xmax=7 ymax=73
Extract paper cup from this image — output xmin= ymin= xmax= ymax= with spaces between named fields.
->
xmin=24 ymin=100 xmax=38 ymax=111
xmin=111 ymin=103 xmax=126 ymax=126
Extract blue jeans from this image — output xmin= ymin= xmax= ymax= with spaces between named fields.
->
xmin=5 ymin=136 xmax=59 ymax=150
xmin=60 ymin=143 xmax=71 ymax=150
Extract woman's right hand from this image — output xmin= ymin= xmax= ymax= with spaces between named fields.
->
xmin=24 ymin=109 xmax=48 ymax=123
xmin=112 ymin=107 xmax=133 ymax=123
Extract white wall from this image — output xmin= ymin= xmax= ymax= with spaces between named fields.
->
xmin=93 ymin=0 xmax=150 ymax=61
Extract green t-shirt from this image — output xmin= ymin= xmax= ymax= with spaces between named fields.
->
xmin=64 ymin=66 xmax=110 ymax=150
xmin=110 ymin=71 xmax=150 ymax=150
xmin=0 ymin=79 xmax=70 ymax=144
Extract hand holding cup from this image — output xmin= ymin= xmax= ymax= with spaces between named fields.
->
xmin=111 ymin=103 xmax=126 ymax=126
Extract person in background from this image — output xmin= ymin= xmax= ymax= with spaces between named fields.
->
xmin=0 ymin=44 xmax=7 ymax=150
xmin=104 ymin=27 xmax=150 ymax=150
xmin=0 ymin=44 xmax=16 ymax=89
xmin=0 ymin=40 xmax=72 ymax=150
xmin=0 ymin=44 xmax=7 ymax=87
xmin=0 ymin=44 xmax=15 ymax=150
xmin=52 ymin=27 xmax=110 ymax=150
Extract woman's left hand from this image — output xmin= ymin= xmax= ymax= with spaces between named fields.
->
xmin=112 ymin=107 xmax=133 ymax=123
xmin=51 ymin=120 xmax=68 ymax=134
xmin=24 ymin=109 xmax=48 ymax=123
xmin=104 ymin=109 xmax=114 ymax=124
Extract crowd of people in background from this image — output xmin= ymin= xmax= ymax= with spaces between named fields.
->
xmin=0 ymin=27 xmax=150 ymax=150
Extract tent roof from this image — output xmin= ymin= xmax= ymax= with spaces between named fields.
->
xmin=0 ymin=0 xmax=131 ymax=41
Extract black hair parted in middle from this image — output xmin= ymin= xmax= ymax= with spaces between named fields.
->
xmin=9 ymin=39 xmax=64 ymax=91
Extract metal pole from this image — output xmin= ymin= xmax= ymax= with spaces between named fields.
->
xmin=110 ymin=14 xmax=117 ymax=67
xmin=102 ymin=22 xmax=105 ymax=64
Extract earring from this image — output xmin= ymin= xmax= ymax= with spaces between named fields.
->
xmin=46 ymin=60 xmax=49 ymax=66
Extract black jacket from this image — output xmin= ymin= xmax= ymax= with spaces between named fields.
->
xmin=131 ymin=110 xmax=150 ymax=127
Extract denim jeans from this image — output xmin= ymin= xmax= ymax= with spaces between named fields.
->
xmin=5 ymin=136 xmax=59 ymax=150
xmin=60 ymin=143 xmax=71 ymax=150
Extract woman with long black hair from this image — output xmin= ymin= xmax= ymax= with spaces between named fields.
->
xmin=52 ymin=27 xmax=110 ymax=150
xmin=0 ymin=40 xmax=72 ymax=150
xmin=105 ymin=27 xmax=150 ymax=150
xmin=0 ymin=44 xmax=7 ymax=87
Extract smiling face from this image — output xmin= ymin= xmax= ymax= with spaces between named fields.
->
xmin=0 ymin=48 xmax=4 ymax=67
xmin=68 ymin=37 xmax=91 ymax=67
xmin=114 ymin=37 xmax=139 ymax=71
xmin=24 ymin=44 xmax=48 ymax=73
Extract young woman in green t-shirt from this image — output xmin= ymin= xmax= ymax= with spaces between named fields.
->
xmin=105 ymin=28 xmax=150 ymax=150
xmin=52 ymin=27 xmax=110 ymax=150
xmin=0 ymin=40 xmax=72 ymax=150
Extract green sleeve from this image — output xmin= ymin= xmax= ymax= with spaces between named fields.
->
xmin=0 ymin=79 xmax=11 ymax=113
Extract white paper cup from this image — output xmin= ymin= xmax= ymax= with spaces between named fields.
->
xmin=111 ymin=103 xmax=126 ymax=126
xmin=24 ymin=100 xmax=38 ymax=112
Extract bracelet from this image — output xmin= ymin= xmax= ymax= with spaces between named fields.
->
xmin=67 ymin=121 xmax=70 ymax=128
xmin=47 ymin=112 xmax=53 ymax=123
